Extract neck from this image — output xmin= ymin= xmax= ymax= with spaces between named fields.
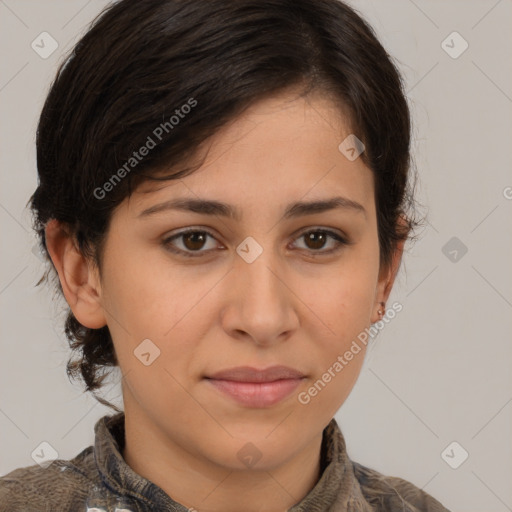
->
xmin=122 ymin=407 xmax=323 ymax=512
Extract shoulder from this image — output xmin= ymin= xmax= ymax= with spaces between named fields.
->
xmin=0 ymin=446 xmax=99 ymax=511
xmin=352 ymin=461 xmax=452 ymax=512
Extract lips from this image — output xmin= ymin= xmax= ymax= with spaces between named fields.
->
xmin=204 ymin=365 xmax=306 ymax=408
xmin=206 ymin=365 xmax=305 ymax=382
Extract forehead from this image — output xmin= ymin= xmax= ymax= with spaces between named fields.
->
xmin=125 ymin=91 xmax=374 ymax=219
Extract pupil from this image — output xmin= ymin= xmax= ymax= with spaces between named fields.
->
xmin=307 ymin=232 xmax=325 ymax=249
xmin=185 ymin=232 xmax=205 ymax=250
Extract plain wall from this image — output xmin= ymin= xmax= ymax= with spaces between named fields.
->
xmin=1 ymin=1 xmax=511 ymax=511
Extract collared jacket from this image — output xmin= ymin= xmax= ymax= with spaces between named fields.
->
xmin=0 ymin=412 xmax=451 ymax=511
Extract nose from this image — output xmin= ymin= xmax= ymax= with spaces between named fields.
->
xmin=221 ymin=242 xmax=299 ymax=347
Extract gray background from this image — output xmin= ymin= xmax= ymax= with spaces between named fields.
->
xmin=1 ymin=1 xmax=511 ymax=510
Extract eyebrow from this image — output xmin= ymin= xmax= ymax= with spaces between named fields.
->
xmin=137 ymin=195 xmax=366 ymax=220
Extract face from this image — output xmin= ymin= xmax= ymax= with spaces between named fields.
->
xmin=52 ymin=89 xmax=400 ymax=472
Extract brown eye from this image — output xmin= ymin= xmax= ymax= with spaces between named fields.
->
xmin=182 ymin=231 xmax=208 ymax=251
xmin=163 ymin=229 xmax=219 ymax=257
xmin=292 ymin=229 xmax=348 ymax=255
xmin=163 ymin=227 xmax=348 ymax=259
xmin=304 ymin=231 xmax=328 ymax=250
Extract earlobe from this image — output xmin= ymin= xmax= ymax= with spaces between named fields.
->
xmin=44 ymin=219 xmax=107 ymax=329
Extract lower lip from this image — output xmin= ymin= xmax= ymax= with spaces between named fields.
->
xmin=205 ymin=378 xmax=304 ymax=407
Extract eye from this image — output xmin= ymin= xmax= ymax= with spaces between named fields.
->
xmin=162 ymin=228 xmax=220 ymax=257
xmin=162 ymin=227 xmax=349 ymax=258
xmin=291 ymin=228 xmax=348 ymax=255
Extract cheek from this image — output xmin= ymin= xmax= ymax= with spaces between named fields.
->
xmin=302 ymin=252 xmax=379 ymax=342
xmin=297 ymin=280 xmax=373 ymax=419
xmin=296 ymin=251 xmax=378 ymax=408
xmin=101 ymin=241 xmax=181 ymax=333
xmin=312 ymin=280 xmax=372 ymax=380
xmin=101 ymin=249 xmax=217 ymax=378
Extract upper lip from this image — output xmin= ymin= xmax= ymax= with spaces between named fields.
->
xmin=205 ymin=365 xmax=305 ymax=383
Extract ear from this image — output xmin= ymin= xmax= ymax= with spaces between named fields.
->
xmin=370 ymin=215 xmax=408 ymax=323
xmin=44 ymin=219 xmax=107 ymax=329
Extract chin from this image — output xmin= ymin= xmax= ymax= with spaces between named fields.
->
xmin=200 ymin=425 xmax=304 ymax=472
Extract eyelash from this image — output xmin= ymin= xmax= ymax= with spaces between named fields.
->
xmin=162 ymin=227 xmax=349 ymax=258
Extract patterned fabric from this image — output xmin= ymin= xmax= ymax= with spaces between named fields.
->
xmin=0 ymin=413 xmax=451 ymax=511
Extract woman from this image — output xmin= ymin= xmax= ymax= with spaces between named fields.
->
xmin=0 ymin=0 xmax=451 ymax=510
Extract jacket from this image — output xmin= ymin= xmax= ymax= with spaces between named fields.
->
xmin=0 ymin=412 xmax=451 ymax=511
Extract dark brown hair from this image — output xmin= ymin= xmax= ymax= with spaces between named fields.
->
xmin=28 ymin=0 xmax=420 ymax=411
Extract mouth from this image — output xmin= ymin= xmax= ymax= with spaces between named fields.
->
xmin=204 ymin=365 xmax=306 ymax=408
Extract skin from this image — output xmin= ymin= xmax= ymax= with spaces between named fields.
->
xmin=45 ymin=88 xmax=404 ymax=512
